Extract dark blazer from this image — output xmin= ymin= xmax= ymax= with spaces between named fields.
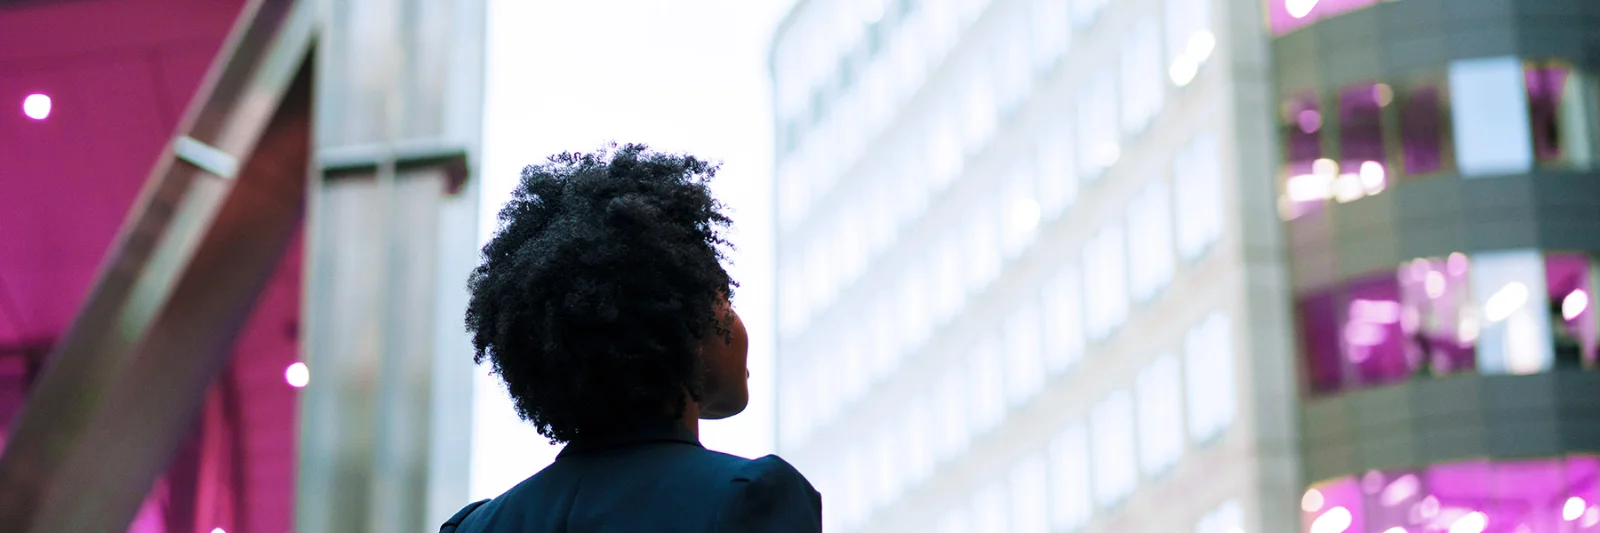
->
xmin=440 ymin=424 xmax=822 ymax=533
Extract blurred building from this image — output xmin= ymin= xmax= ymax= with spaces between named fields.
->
xmin=767 ymin=0 xmax=1297 ymax=531
xmin=1271 ymin=1 xmax=1600 ymax=532
xmin=0 ymin=0 xmax=483 ymax=532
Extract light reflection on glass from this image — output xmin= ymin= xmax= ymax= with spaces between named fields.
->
xmin=1304 ymin=457 xmax=1600 ymax=533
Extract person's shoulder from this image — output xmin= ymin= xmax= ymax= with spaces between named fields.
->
xmin=718 ymin=455 xmax=822 ymax=532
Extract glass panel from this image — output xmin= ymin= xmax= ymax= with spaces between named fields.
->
xmin=1544 ymin=253 xmax=1595 ymax=368
xmin=1090 ymin=390 xmax=1138 ymax=507
xmin=1299 ymin=286 xmax=1345 ymax=394
xmin=1281 ymin=92 xmax=1329 ymax=218
xmin=905 ymin=395 xmax=934 ymax=484
xmin=1010 ymin=455 xmax=1051 ymax=533
xmin=1031 ymin=0 xmax=1071 ymax=74
xmin=1044 ymin=262 xmax=1087 ymax=373
xmin=1050 ymin=423 xmax=1093 ymax=530
xmin=1070 ymin=0 xmax=1107 ymax=28
xmin=1121 ymin=19 xmax=1164 ymax=136
xmin=1084 ymin=223 xmax=1129 ymax=341
xmin=1337 ymin=82 xmax=1390 ymax=201
xmin=1002 ymin=162 xmax=1042 ymax=259
xmin=1185 ymin=312 xmax=1235 ymax=443
xmin=1128 ymin=178 xmax=1176 ymax=302
xmin=1527 ymin=63 xmax=1600 ymax=168
xmin=1136 ymin=354 xmax=1184 ymax=476
xmin=1470 ymin=250 xmax=1553 ymax=375
xmin=1037 ymin=117 xmax=1079 ymax=219
xmin=975 ymin=480 xmax=1010 ymax=532
xmin=872 ymin=425 xmax=897 ymax=507
xmin=1176 ymin=131 xmax=1224 ymax=259
xmin=1398 ymin=255 xmax=1476 ymax=378
xmin=937 ymin=361 xmax=970 ymax=460
xmin=1004 ymin=303 xmax=1045 ymax=406
xmin=1166 ymin=0 xmax=1214 ymax=85
xmin=1265 ymin=0 xmax=1382 ymax=35
xmin=1197 ymin=499 xmax=1244 ymax=533
xmin=968 ymin=336 xmax=1006 ymax=434
xmin=1398 ymin=80 xmax=1449 ymax=176
xmin=1449 ymin=57 xmax=1535 ymax=177
xmin=1077 ymin=71 xmax=1120 ymax=181
xmin=1345 ymin=272 xmax=1408 ymax=388
xmin=1303 ymin=457 xmax=1600 ymax=533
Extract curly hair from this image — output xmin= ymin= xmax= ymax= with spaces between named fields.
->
xmin=466 ymin=143 xmax=737 ymax=444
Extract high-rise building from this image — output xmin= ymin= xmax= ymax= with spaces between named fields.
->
xmin=767 ymin=0 xmax=1299 ymax=531
xmin=1270 ymin=1 xmax=1600 ymax=532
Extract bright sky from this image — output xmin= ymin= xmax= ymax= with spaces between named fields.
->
xmin=471 ymin=0 xmax=795 ymax=499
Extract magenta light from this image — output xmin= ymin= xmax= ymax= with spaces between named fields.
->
xmin=22 ymin=94 xmax=50 ymax=120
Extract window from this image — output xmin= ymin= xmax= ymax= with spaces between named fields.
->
xmin=842 ymin=329 xmax=869 ymax=404
xmin=1165 ymin=0 xmax=1213 ymax=86
xmin=1070 ymin=0 xmax=1107 ymax=28
xmin=778 ymin=159 xmax=808 ymax=230
xmin=1084 ymin=223 xmax=1129 ymax=341
xmin=1545 ymin=254 xmax=1595 ymax=369
xmin=778 ymin=261 xmax=805 ymax=337
xmin=1044 ymin=263 xmax=1086 ymax=372
xmin=1280 ymin=92 xmax=1328 ymax=219
xmin=928 ymin=111 xmax=963 ymax=190
xmin=842 ymin=446 xmax=868 ymax=529
xmin=1002 ymin=161 xmax=1042 ymax=259
xmin=1030 ymin=0 xmax=1071 ymax=74
xmin=1397 ymin=79 xmax=1450 ymax=176
xmin=1121 ymin=19 xmax=1165 ymax=135
xmin=897 ymin=262 xmax=930 ymax=356
xmin=937 ymin=361 xmax=971 ymax=460
xmin=1196 ymin=499 xmax=1243 ymax=533
xmin=962 ymin=68 xmax=998 ymax=154
xmin=993 ymin=12 xmax=1032 ymax=119
xmin=1127 ymin=178 xmax=1176 ymax=302
xmin=1266 ymin=0 xmax=1380 ymax=36
xmin=939 ymin=504 xmax=972 ymax=533
xmin=870 ymin=303 xmax=897 ymax=382
xmin=974 ymin=481 xmax=1010 ymax=533
xmin=1136 ymin=354 xmax=1185 ymax=476
xmin=905 ymin=395 xmax=935 ymax=483
xmin=1470 ymin=250 xmax=1553 ymax=375
xmin=1336 ymin=82 xmax=1389 ymax=201
xmin=1449 ymin=56 xmax=1535 ymax=177
xmin=1010 ymin=455 xmax=1051 ymax=533
xmin=964 ymin=195 xmax=1002 ymax=293
xmin=804 ymin=234 xmax=828 ymax=319
xmin=1174 ymin=132 xmax=1223 ymax=259
xmin=934 ymin=237 xmax=965 ymax=323
xmin=1050 ymin=423 xmax=1092 ymax=531
xmin=872 ymin=425 xmax=897 ymax=508
xmin=1091 ymin=390 xmax=1138 ymax=507
xmin=1526 ymin=62 xmax=1600 ymax=169
xmin=968 ymin=336 xmax=1007 ymax=435
xmin=1076 ymin=71 xmax=1120 ymax=181
xmin=1345 ymin=272 xmax=1408 ymax=388
xmin=1004 ymin=302 xmax=1045 ymax=406
xmin=1184 ymin=312 xmax=1236 ymax=444
xmin=779 ymin=363 xmax=804 ymax=449
xmin=1397 ymin=255 xmax=1476 ymax=380
xmin=1036 ymin=117 xmax=1079 ymax=219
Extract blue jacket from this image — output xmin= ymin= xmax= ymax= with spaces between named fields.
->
xmin=440 ymin=424 xmax=822 ymax=532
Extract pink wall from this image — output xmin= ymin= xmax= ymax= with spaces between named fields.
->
xmin=0 ymin=1 xmax=302 ymax=532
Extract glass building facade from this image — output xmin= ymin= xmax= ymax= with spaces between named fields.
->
xmin=767 ymin=0 xmax=1297 ymax=531
xmin=1274 ymin=0 xmax=1600 ymax=532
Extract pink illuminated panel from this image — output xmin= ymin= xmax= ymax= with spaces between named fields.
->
xmin=1268 ymin=0 xmax=1383 ymax=36
xmin=1303 ymin=457 xmax=1600 ymax=533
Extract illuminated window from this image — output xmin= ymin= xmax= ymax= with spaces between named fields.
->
xmin=1091 ymin=390 xmax=1138 ymax=507
xmin=1470 ymin=250 xmax=1553 ymax=375
xmin=1397 ymin=80 xmax=1450 ymax=176
xmin=1084 ymin=223 xmax=1129 ymax=341
xmin=1121 ymin=19 xmax=1164 ymax=135
xmin=1449 ymin=56 xmax=1535 ymax=177
xmin=1184 ymin=312 xmax=1235 ymax=444
xmin=1044 ymin=262 xmax=1087 ymax=373
xmin=1546 ymin=254 xmax=1595 ymax=369
xmin=1197 ymin=499 xmax=1243 ymax=533
xmin=1337 ymin=82 xmax=1389 ymax=200
xmin=1030 ymin=0 xmax=1071 ymax=74
xmin=1302 ymin=458 xmax=1600 ymax=533
xmin=1135 ymin=354 xmax=1184 ymax=476
xmin=1267 ymin=0 xmax=1381 ymax=36
xmin=1076 ymin=71 xmax=1120 ymax=181
xmin=1166 ymin=0 xmax=1213 ymax=86
xmin=975 ymin=480 xmax=1010 ymax=533
xmin=1526 ymin=62 xmax=1600 ymax=169
xmin=1127 ymin=178 xmax=1176 ymax=302
xmin=937 ymin=361 xmax=971 ymax=460
xmin=1050 ymin=423 xmax=1092 ymax=531
xmin=1004 ymin=302 xmax=1045 ymax=406
xmin=968 ymin=336 xmax=1007 ymax=435
xmin=1010 ymin=455 xmax=1051 ymax=533
xmin=1002 ymin=162 xmax=1042 ymax=258
xmin=1344 ymin=272 xmax=1408 ymax=388
xmin=1036 ymin=117 xmax=1079 ymax=219
xmin=1174 ymin=132 xmax=1223 ymax=259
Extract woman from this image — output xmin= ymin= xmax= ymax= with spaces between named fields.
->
xmin=443 ymin=144 xmax=821 ymax=532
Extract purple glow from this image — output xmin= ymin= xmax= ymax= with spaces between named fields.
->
xmin=1340 ymin=83 xmax=1387 ymax=173
xmin=1300 ymin=289 xmax=1345 ymax=394
xmin=1285 ymin=93 xmax=1324 ymax=175
xmin=1305 ymin=457 xmax=1600 ymax=533
xmin=1526 ymin=67 xmax=1571 ymax=163
xmin=1347 ymin=274 xmax=1408 ymax=386
xmin=1399 ymin=84 xmax=1447 ymax=175
xmin=1300 ymin=109 xmax=1323 ymax=134
xmin=1269 ymin=0 xmax=1382 ymax=36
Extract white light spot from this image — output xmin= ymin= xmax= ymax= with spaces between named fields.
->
xmin=22 ymin=94 xmax=50 ymax=120
xmin=1585 ymin=507 xmax=1599 ymax=528
xmin=1565 ymin=497 xmax=1586 ymax=521
xmin=1310 ymin=506 xmax=1352 ymax=533
xmin=1302 ymin=488 xmax=1326 ymax=512
xmin=285 ymin=362 xmax=310 ymax=388
xmin=1170 ymin=56 xmax=1199 ymax=87
xmin=1093 ymin=143 xmax=1120 ymax=168
xmin=1187 ymin=31 xmax=1217 ymax=62
xmin=1286 ymin=0 xmax=1320 ymax=19
xmin=1426 ymin=271 xmax=1447 ymax=299
xmin=211 ymin=528 xmax=226 ymax=533
xmin=1383 ymin=528 xmax=1409 ymax=533
xmin=1563 ymin=290 xmax=1588 ymax=321
xmin=1448 ymin=511 xmax=1487 ymax=533
xmin=1381 ymin=474 xmax=1420 ymax=506
xmin=1448 ymin=252 xmax=1469 ymax=276
xmin=1484 ymin=282 xmax=1530 ymax=323
xmin=1359 ymin=161 xmax=1387 ymax=192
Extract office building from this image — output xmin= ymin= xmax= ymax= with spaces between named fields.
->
xmin=768 ymin=0 xmax=1298 ymax=531
xmin=1271 ymin=1 xmax=1600 ymax=532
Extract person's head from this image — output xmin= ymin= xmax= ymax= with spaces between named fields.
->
xmin=465 ymin=143 xmax=748 ymax=444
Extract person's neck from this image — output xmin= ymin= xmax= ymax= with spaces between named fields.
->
xmin=679 ymin=397 xmax=701 ymax=439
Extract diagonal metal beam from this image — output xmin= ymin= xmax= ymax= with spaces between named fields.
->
xmin=0 ymin=0 xmax=315 ymax=530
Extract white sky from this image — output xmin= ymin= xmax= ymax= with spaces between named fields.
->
xmin=471 ymin=0 xmax=795 ymax=499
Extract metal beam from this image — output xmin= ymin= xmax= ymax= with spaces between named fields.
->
xmin=0 ymin=0 xmax=316 ymax=530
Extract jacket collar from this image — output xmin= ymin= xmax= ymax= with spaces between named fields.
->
xmin=557 ymin=422 xmax=701 ymax=458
